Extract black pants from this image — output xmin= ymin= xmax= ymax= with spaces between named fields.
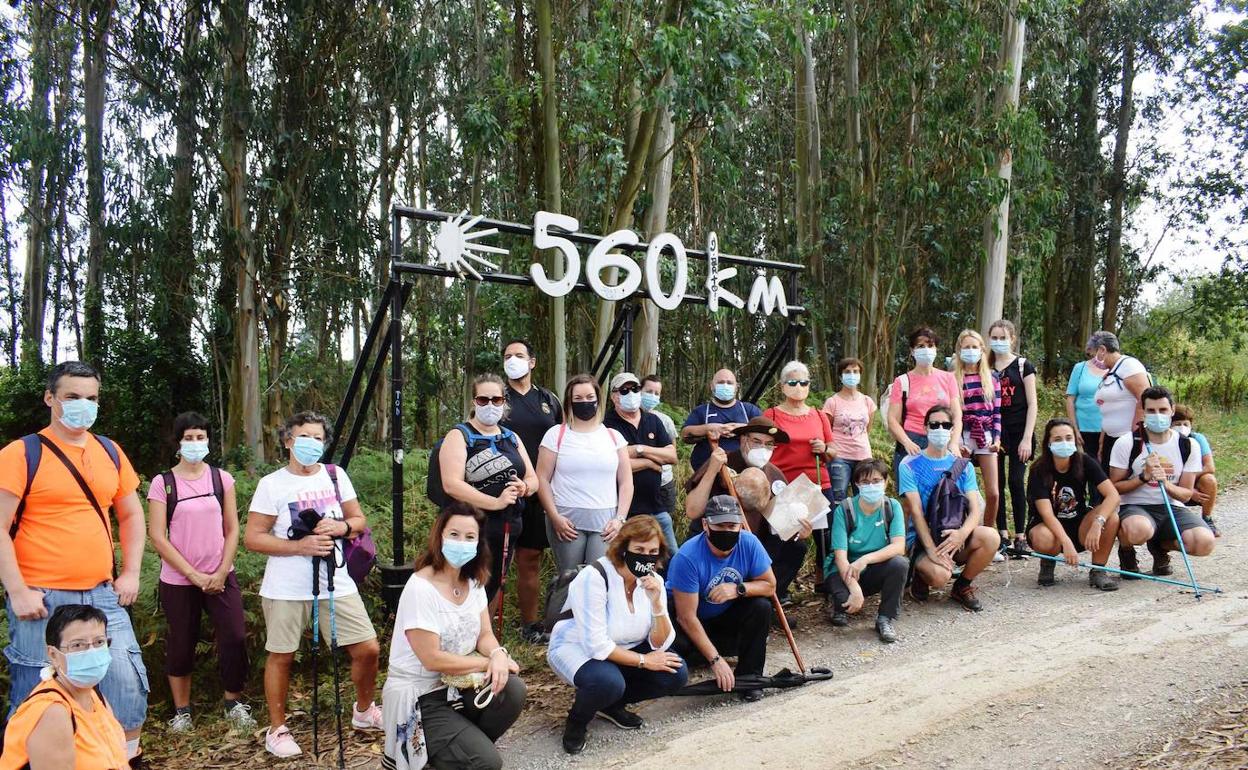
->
xmin=410 ymin=677 xmax=526 ymax=770
xmin=824 ymin=555 xmax=908 ymax=620
xmin=673 ymin=596 xmax=771 ymax=676
xmin=996 ymin=431 xmax=1031 ymax=532
xmin=567 ymin=643 xmax=688 ymax=725
xmin=759 ymin=528 xmax=809 ymax=602
xmin=483 ymin=511 xmax=523 ymax=602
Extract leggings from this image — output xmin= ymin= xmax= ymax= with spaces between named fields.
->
xmin=545 ymin=518 xmax=608 ymax=575
xmin=996 ymin=431 xmax=1032 ymax=533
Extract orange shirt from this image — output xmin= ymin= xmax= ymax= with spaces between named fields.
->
xmin=0 ymin=428 xmax=140 ymax=590
xmin=0 ymin=677 xmax=128 ymax=770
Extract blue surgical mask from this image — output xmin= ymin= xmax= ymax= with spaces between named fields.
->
xmin=180 ymin=440 xmax=210 ymax=464
xmin=858 ymin=482 xmax=886 ymax=504
xmin=927 ymin=427 xmax=951 ymax=448
xmin=291 ymin=436 xmax=324 ymax=466
xmin=441 ymin=539 xmax=478 ymax=568
xmin=640 ymin=392 xmax=661 ymax=411
xmin=989 ymin=340 xmax=1012 ymax=356
xmin=1049 ymin=441 xmax=1077 ymax=458
xmin=841 ymin=372 xmax=861 ymax=388
xmin=619 ymin=391 xmax=642 ymax=412
xmin=959 ymin=348 xmax=982 ymax=365
xmin=713 ymin=383 xmax=736 ymax=402
xmin=61 ymin=644 xmax=112 ymax=688
xmin=1144 ymin=414 xmax=1172 ymax=433
xmin=913 ymin=347 xmax=937 ymax=366
xmin=58 ymin=398 xmax=99 ymax=431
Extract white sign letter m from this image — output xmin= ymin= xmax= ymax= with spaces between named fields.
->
xmin=747 ymin=274 xmax=789 ymax=317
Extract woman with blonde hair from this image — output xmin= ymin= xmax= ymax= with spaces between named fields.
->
xmin=953 ymin=330 xmax=1002 ymax=555
xmin=987 ymin=319 xmax=1038 ymax=554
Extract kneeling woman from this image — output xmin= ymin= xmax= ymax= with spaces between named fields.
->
xmin=382 ymin=502 xmax=526 ymax=770
xmin=1025 ymin=418 xmax=1121 ymax=590
xmin=548 ymin=515 xmax=688 ymax=755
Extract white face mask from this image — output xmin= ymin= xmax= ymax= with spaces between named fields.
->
xmin=1176 ymin=425 xmax=1192 ymax=436
xmin=476 ymin=403 xmax=505 ymax=426
xmin=745 ymin=447 xmax=774 ymax=468
xmin=503 ymin=356 xmax=530 ymax=381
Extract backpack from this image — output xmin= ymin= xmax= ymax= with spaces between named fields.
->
xmin=10 ymin=433 xmax=121 ymax=541
xmin=880 ymin=374 xmax=910 ymax=432
xmin=843 ymin=496 xmax=898 ymax=536
xmin=542 ymin=560 xmax=609 ymax=632
xmin=425 ymin=424 xmax=519 ymax=508
xmin=159 ymin=466 xmax=225 ymax=531
xmin=1125 ymin=426 xmax=1192 ymax=472
xmin=325 ymin=463 xmax=378 ymax=584
xmin=924 ymin=457 xmax=972 ymax=536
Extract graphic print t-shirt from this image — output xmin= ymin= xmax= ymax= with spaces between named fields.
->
xmin=1025 ymin=454 xmax=1107 ymax=530
xmin=666 ymin=531 xmax=771 ymax=620
xmin=994 ymin=357 xmax=1036 ymax=436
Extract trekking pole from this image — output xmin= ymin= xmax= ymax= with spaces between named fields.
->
xmin=495 ymin=473 xmax=516 ymax=638
xmin=1144 ymin=441 xmax=1203 ymax=601
xmin=813 ymin=453 xmax=833 ymax=581
xmin=1028 ymin=551 xmax=1221 ymax=594
xmin=326 ymin=553 xmax=346 ymax=770
xmin=710 ymin=439 xmax=807 ymax=675
xmin=310 ymin=555 xmax=321 ymax=758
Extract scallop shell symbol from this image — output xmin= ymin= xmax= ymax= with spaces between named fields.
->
xmin=429 ymin=211 xmax=509 ymax=286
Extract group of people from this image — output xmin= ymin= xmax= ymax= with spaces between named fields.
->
xmin=0 ymin=318 xmax=1223 ymax=768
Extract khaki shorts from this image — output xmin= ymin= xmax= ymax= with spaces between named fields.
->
xmin=261 ymin=592 xmax=377 ymax=653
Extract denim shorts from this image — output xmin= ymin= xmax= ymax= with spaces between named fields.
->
xmin=5 ymin=581 xmax=150 ymax=731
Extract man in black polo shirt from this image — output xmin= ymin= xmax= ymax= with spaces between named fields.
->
xmin=500 ymin=338 xmax=563 ymax=644
xmin=603 ymin=372 xmax=678 ymax=552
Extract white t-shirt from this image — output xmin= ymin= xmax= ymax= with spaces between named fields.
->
xmin=539 ymin=424 xmax=627 ymax=510
xmin=1095 ymin=356 xmax=1147 ymax=437
xmin=249 ymin=465 xmax=359 ymax=600
xmin=386 ymin=575 xmax=488 ymax=697
xmin=1109 ymin=430 xmax=1203 ymax=505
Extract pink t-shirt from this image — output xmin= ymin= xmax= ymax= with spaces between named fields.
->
xmin=890 ymin=370 xmax=959 ymax=435
xmin=822 ymin=393 xmax=877 ymax=461
xmin=148 ymin=467 xmax=236 ymax=586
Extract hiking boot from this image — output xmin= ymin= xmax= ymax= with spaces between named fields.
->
xmin=909 ymin=580 xmax=930 ymax=602
xmin=264 ymin=726 xmax=302 ymax=759
xmin=1089 ymin=568 xmax=1120 ymax=592
xmin=224 ymin=702 xmax=256 ymax=732
xmin=1205 ymin=517 xmax=1221 ymax=538
xmin=829 ymin=608 xmax=850 ymax=627
xmin=739 ymin=688 xmax=764 ymax=703
xmin=561 ymin=721 xmax=588 ymax=754
xmin=1147 ymin=541 xmax=1173 ymax=576
xmin=520 ymin=622 xmax=551 ymax=645
xmin=1118 ymin=546 xmax=1141 ymax=580
xmin=950 ymin=582 xmax=983 ymax=612
xmin=596 ymin=705 xmax=644 ymax=730
xmin=351 ymin=701 xmax=383 ymax=731
xmin=876 ymin=616 xmax=898 ymax=644
xmin=1008 ymin=535 xmax=1031 ymax=559
xmin=1037 ymin=559 xmax=1056 ymax=587
xmin=167 ymin=710 xmax=192 ymax=733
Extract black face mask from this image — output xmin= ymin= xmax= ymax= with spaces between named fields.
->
xmin=570 ymin=401 xmax=599 ymax=421
xmin=706 ymin=528 xmax=740 ymax=553
xmin=624 ymin=552 xmax=660 ymax=578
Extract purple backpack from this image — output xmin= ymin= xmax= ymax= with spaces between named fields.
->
xmin=924 ymin=457 xmax=972 ymax=536
xmin=325 ymin=464 xmax=378 ymax=584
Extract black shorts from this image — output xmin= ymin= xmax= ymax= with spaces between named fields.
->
xmin=516 ymin=495 xmax=548 ymax=551
xmin=1026 ymin=518 xmax=1086 ymax=551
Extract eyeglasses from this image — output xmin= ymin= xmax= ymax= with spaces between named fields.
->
xmin=473 ymin=395 xmax=507 ymax=407
xmin=59 ymin=637 xmax=110 ymax=654
xmin=784 ymin=379 xmax=810 ymax=387
xmin=927 ymin=421 xmax=954 ymax=430
xmin=616 ymin=384 xmax=641 ymax=395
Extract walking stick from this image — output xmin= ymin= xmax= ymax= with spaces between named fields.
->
xmin=1028 ymin=551 xmax=1221 ymax=593
xmin=496 ymin=519 xmax=511 ymax=638
xmin=310 ymin=556 xmax=321 ymax=758
xmin=1143 ymin=441 xmax=1204 ymax=601
xmin=710 ymin=439 xmax=807 ymax=675
xmin=326 ymin=555 xmax=346 ymax=769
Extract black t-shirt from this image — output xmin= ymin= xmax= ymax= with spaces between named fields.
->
xmin=1025 ymin=454 xmax=1107 ymax=530
xmin=502 ymin=383 xmax=562 ymax=465
xmin=994 ymin=356 xmax=1036 ymax=436
xmin=603 ymin=409 xmax=672 ymax=515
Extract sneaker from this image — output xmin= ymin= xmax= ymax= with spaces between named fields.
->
xmin=1118 ymin=545 xmax=1141 ymax=580
xmin=561 ymin=720 xmax=588 ymax=755
xmin=992 ymin=550 xmax=1006 ymax=563
xmin=876 ymin=616 xmax=898 ymax=644
xmin=1206 ymin=517 xmax=1221 ymax=538
xmin=950 ymin=582 xmax=983 ymax=612
xmin=224 ymin=702 xmax=256 ymax=732
xmin=1147 ymin=542 xmax=1173 ymax=576
xmin=1037 ymin=559 xmax=1056 ymax=587
xmin=167 ymin=711 xmax=192 ymax=733
xmin=909 ymin=580 xmax=930 ymax=602
xmin=829 ymin=609 xmax=850 ymax=627
xmin=520 ymin=622 xmax=551 ymax=645
xmin=1009 ymin=535 xmax=1030 ymax=559
xmin=596 ymin=705 xmax=644 ymax=730
xmin=1089 ymin=568 xmax=1120 ymax=592
xmin=264 ymin=725 xmax=302 ymax=759
xmin=351 ymin=701 xmax=383 ymax=731
xmin=739 ymin=688 xmax=764 ymax=703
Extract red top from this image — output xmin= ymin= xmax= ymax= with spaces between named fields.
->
xmin=763 ymin=406 xmax=834 ymax=490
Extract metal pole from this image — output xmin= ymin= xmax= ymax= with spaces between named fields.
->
xmin=327 ymin=280 xmax=397 ymax=461
xmin=390 ymin=279 xmax=403 ymax=568
xmin=623 ymin=303 xmax=634 ymax=372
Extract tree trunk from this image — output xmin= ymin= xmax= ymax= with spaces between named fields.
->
xmin=1072 ymin=53 xmax=1100 ymax=347
xmin=1101 ymin=39 xmax=1134 ymax=333
xmin=633 ymin=74 xmax=675 ymax=379
xmin=20 ymin=0 xmax=55 ymax=366
xmin=842 ymin=0 xmax=863 ymax=360
xmin=537 ymin=0 xmax=567 ymax=392
xmin=81 ymin=0 xmax=115 ymax=366
xmin=1 ymin=189 xmax=16 ymax=367
xmin=978 ymin=0 xmax=1025 ymax=331
xmin=794 ymin=7 xmax=827 ymax=377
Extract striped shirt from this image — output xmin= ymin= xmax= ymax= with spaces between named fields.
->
xmin=960 ymin=372 xmax=1001 ymax=446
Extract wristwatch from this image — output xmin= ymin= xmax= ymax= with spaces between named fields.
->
xmin=1094 ymin=515 xmax=1107 ymax=526
xmin=736 ymin=582 xmax=747 ymax=598
xmin=636 ymin=445 xmax=646 ymax=457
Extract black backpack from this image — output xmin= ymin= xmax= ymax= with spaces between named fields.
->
xmin=159 ymin=466 xmax=225 ymax=532
xmin=843 ymin=496 xmax=898 ymax=536
xmin=924 ymin=457 xmax=972 ymax=536
xmin=1125 ymin=426 xmax=1192 ymax=471
xmin=425 ymin=423 xmax=519 ymax=507
xmin=542 ymin=560 xmax=609 ymax=632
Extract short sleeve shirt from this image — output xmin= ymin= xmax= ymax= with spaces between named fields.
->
xmin=1191 ymin=432 xmax=1212 ymax=460
xmin=503 ymin=384 xmax=562 ymax=465
xmin=890 ymin=370 xmax=959 ymax=435
xmin=993 ymin=357 xmax=1036 ymax=436
xmin=666 ymin=531 xmax=771 ymax=620
xmin=683 ymin=400 xmax=762 ymax=470
xmin=1065 ymin=362 xmax=1104 ymax=433
xmin=603 ymin=409 xmax=672 ymax=515
xmin=148 ymin=467 xmax=237 ymax=585
xmin=385 ymin=575 xmax=487 ymax=696
xmin=828 ymin=496 xmax=905 ymax=572
xmin=1025 ymin=454 xmax=1108 ymax=530
xmin=1109 ymin=431 xmax=1202 ymax=506
xmin=1095 ymin=355 xmax=1147 ymax=437
xmin=822 ymin=393 xmax=877 ymax=461
xmin=898 ymin=452 xmax=979 ymax=524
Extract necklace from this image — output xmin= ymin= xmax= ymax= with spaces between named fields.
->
xmin=452 ymin=584 xmax=464 ymax=598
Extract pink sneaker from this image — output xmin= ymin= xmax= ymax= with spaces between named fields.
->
xmin=264 ymin=725 xmax=302 ymax=758
xmin=351 ymin=701 xmax=383 ymax=731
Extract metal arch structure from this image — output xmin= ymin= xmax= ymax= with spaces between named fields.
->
xmin=328 ymin=205 xmax=806 ymax=611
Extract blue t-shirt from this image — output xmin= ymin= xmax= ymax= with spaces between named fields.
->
xmin=898 ymin=452 xmax=979 ymax=545
xmin=1192 ymin=432 xmax=1212 ymax=460
xmin=667 ymin=531 xmax=771 ymax=620
xmin=1065 ymin=361 xmax=1103 ymax=433
xmin=826 ymin=496 xmax=906 ymax=573
xmin=682 ymin=400 xmax=762 ymax=470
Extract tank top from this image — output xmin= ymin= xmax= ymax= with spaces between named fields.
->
xmin=461 ymin=425 xmax=526 ymax=517
xmin=0 ymin=677 xmax=128 ymax=770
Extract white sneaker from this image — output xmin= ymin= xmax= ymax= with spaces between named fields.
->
xmin=224 ymin=702 xmax=257 ymax=732
xmin=351 ymin=701 xmax=383 ymax=731
xmin=168 ymin=711 xmax=193 ymax=733
xmin=992 ymin=551 xmax=1006 ymax=563
xmin=264 ymin=725 xmax=302 ymax=759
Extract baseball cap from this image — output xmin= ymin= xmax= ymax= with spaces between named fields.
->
xmin=610 ymin=372 xmax=641 ymax=391
xmin=704 ymin=494 xmax=744 ymax=525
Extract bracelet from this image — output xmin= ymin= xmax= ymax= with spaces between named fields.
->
xmin=489 ymin=647 xmax=508 ymax=659
xmin=708 ymin=654 xmax=722 ymax=666
xmin=638 ymin=653 xmax=646 ymax=669
xmin=651 ymin=611 xmax=668 ymax=618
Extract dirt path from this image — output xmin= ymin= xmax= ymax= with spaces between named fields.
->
xmin=502 ymin=490 xmax=1248 ymax=770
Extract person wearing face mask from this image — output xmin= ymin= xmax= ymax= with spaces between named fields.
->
xmin=987 ymin=319 xmax=1038 ymax=555
xmin=681 ymin=368 xmax=762 ymax=472
xmin=604 ymin=373 xmax=678 ymax=554
xmin=887 ymin=327 xmax=963 ymax=483
xmin=537 ymin=374 xmax=634 ymax=577
xmin=1108 ymin=387 xmax=1215 ymax=578
xmin=825 ymin=460 xmax=907 ymax=643
xmin=951 ymin=330 xmax=1002 ymax=559
xmin=1088 ymin=330 xmax=1150 ymax=471
xmin=898 ymin=405 xmax=999 ymax=611
xmin=0 ymin=604 xmax=128 ymax=769
xmin=640 ymin=375 xmax=679 ymax=526
xmin=0 ymin=361 xmax=149 ymax=766
xmin=147 ymin=411 xmax=253 ymax=734
xmin=382 ymin=502 xmax=525 ymax=770
xmin=821 ymin=357 xmax=878 ymax=504
xmin=438 ymin=373 xmax=540 ymax=606
xmin=1024 ymin=418 xmax=1121 ymax=590
xmin=244 ymin=411 xmax=382 ymax=757
xmin=499 ymin=339 xmax=564 ymax=644
xmin=668 ymin=495 xmax=776 ymax=703
xmin=547 ymin=515 xmax=686 ymax=754
xmin=1065 ymin=335 xmax=1110 ymax=458
xmin=1171 ymin=404 xmax=1218 ymax=536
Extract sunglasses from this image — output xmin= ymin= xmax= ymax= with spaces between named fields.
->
xmin=784 ymin=379 xmax=811 ymax=387
xmin=473 ymin=395 xmax=507 ymax=407
xmin=616 ymin=384 xmax=642 ymax=395
xmin=927 ymin=420 xmax=954 ymax=430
